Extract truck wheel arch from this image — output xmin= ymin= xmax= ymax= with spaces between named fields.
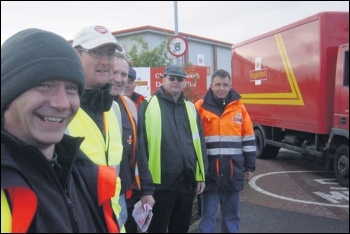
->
xmin=254 ymin=125 xmax=280 ymax=159
xmin=254 ymin=125 xmax=266 ymax=158
xmin=334 ymin=144 xmax=349 ymax=188
xmin=327 ymin=128 xmax=349 ymax=151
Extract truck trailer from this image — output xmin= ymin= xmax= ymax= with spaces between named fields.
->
xmin=231 ymin=11 xmax=349 ymax=187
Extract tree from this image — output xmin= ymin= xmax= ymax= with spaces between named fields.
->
xmin=125 ymin=35 xmax=173 ymax=67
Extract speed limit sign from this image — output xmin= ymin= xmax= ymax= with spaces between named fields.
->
xmin=168 ymin=36 xmax=188 ymax=57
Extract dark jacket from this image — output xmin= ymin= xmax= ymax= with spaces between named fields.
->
xmin=130 ymin=92 xmax=145 ymax=107
xmin=80 ymin=84 xmax=114 ymax=134
xmin=114 ymin=96 xmax=154 ymax=196
xmin=139 ymin=86 xmax=208 ymax=191
xmin=1 ymin=130 xmax=118 ymax=233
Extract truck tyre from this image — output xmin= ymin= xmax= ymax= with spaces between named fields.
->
xmin=333 ymin=144 xmax=349 ymax=188
xmin=255 ymin=128 xmax=279 ymax=159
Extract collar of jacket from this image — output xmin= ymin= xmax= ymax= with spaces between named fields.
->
xmin=156 ymin=85 xmax=185 ymax=104
xmin=204 ymin=88 xmax=241 ymax=105
xmin=80 ymin=83 xmax=114 ymax=113
xmin=1 ymin=129 xmax=84 ymax=185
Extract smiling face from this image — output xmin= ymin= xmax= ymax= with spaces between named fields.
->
xmin=210 ymin=75 xmax=231 ymax=99
xmin=123 ymin=77 xmax=136 ymax=98
xmin=110 ymin=57 xmax=129 ymax=96
xmin=3 ymin=80 xmax=80 ymax=151
xmin=78 ymin=44 xmax=116 ymax=89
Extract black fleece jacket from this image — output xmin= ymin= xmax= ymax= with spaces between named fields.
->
xmin=1 ymin=130 xmax=114 ymax=232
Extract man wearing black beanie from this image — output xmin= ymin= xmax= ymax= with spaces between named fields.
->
xmin=1 ymin=28 xmax=85 ymax=115
xmin=66 ymin=25 xmax=126 ymax=231
xmin=1 ymin=28 xmax=120 ymax=232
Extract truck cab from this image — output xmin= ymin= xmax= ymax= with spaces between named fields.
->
xmin=329 ymin=43 xmax=349 ymax=187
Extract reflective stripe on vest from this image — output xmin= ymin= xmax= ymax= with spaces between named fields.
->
xmin=1 ymin=189 xmax=11 ymax=233
xmin=120 ymin=96 xmax=141 ymax=189
xmin=145 ymin=96 xmax=205 ymax=183
xmin=185 ymin=101 xmax=206 ymax=182
xmin=97 ymin=165 xmax=120 ymax=233
xmin=1 ymin=187 xmax=37 ymax=233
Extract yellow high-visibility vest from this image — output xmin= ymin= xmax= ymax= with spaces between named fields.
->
xmin=66 ymin=102 xmax=124 ymax=231
xmin=1 ymin=189 xmax=11 ymax=233
xmin=145 ymin=96 xmax=205 ymax=184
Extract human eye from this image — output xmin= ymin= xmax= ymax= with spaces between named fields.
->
xmin=35 ymin=82 xmax=53 ymax=91
xmin=91 ymin=50 xmax=103 ymax=58
xmin=66 ymin=85 xmax=79 ymax=94
xmin=107 ymin=51 xmax=116 ymax=58
xmin=65 ymin=83 xmax=79 ymax=94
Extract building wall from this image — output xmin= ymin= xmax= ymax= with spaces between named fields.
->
xmin=216 ymin=46 xmax=232 ymax=85
xmin=113 ymin=26 xmax=232 ymax=88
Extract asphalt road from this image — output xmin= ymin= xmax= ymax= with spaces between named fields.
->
xmin=189 ymin=149 xmax=349 ymax=233
xmin=239 ymin=202 xmax=348 ymax=233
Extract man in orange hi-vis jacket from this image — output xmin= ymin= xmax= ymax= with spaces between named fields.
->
xmin=195 ymin=69 xmax=257 ymax=233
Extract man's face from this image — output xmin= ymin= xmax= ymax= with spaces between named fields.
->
xmin=4 ymin=80 xmax=80 ymax=149
xmin=123 ymin=77 xmax=136 ymax=98
xmin=78 ymin=44 xmax=116 ymax=89
xmin=110 ymin=57 xmax=129 ymax=96
xmin=210 ymin=75 xmax=231 ymax=99
xmin=162 ymin=75 xmax=186 ymax=98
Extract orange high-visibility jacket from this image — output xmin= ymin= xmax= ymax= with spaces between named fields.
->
xmin=195 ymin=90 xmax=256 ymax=191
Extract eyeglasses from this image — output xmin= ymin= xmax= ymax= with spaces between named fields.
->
xmin=78 ymin=48 xmax=117 ymax=60
xmin=167 ymin=76 xmax=185 ymax=82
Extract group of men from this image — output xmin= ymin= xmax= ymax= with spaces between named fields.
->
xmin=1 ymin=25 xmax=256 ymax=233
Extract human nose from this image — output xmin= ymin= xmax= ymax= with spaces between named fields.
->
xmin=112 ymin=72 xmax=123 ymax=82
xmin=50 ymin=86 xmax=70 ymax=110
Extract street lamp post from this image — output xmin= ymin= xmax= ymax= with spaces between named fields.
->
xmin=174 ymin=1 xmax=179 ymax=65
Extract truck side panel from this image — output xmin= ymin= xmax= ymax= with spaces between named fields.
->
xmin=232 ymin=12 xmax=349 ymax=134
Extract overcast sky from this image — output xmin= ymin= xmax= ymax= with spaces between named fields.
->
xmin=1 ymin=1 xmax=349 ymax=45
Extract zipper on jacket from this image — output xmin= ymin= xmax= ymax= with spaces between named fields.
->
xmin=64 ymin=190 xmax=79 ymax=232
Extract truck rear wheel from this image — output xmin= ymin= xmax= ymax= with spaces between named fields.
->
xmin=255 ymin=128 xmax=280 ymax=159
xmin=333 ymin=144 xmax=349 ymax=188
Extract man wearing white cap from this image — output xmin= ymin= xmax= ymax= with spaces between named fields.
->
xmin=66 ymin=25 xmax=125 ymax=232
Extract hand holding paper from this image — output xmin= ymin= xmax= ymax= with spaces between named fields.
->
xmin=132 ymin=200 xmax=153 ymax=232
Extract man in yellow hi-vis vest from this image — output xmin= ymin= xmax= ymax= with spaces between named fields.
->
xmin=66 ymin=25 xmax=125 ymax=232
xmin=138 ymin=64 xmax=208 ymax=233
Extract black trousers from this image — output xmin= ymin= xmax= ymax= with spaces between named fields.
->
xmin=147 ymin=179 xmax=196 ymax=233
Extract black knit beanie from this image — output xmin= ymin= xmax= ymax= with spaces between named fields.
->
xmin=1 ymin=28 xmax=85 ymax=114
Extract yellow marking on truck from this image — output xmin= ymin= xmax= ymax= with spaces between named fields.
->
xmin=241 ymin=33 xmax=304 ymax=105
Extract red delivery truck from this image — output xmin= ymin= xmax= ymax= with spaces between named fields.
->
xmin=231 ymin=11 xmax=349 ymax=187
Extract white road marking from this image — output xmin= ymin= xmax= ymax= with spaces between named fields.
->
xmin=249 ymin=171 xmax=349 ymax=208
